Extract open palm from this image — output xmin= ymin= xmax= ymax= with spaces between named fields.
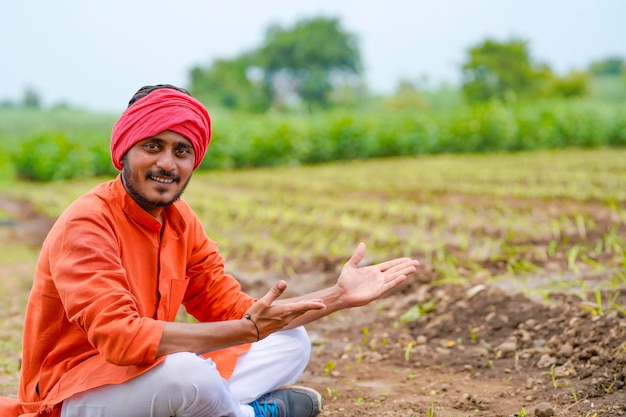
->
xmin=337 ymin=242 xmax=420 ymax=308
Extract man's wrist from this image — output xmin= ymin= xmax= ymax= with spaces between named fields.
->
xmin=327 ymin=283 xmax=350 ymax=310
xmin=243 ymin=314 xmax=260 ymax=342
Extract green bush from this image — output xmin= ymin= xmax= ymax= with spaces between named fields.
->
xmin=3 ymin=98 xmax=626 ymax=182
xmin=0 ymin=149 xmax=15 ymax=184
xmin=13 ymin=133 xmax=96 ymax=181
xmin=88 ymin=136 xmax=120 ymax=177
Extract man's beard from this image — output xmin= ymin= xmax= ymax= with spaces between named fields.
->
xmin=121 ymin=163 xmax=191 ymax=213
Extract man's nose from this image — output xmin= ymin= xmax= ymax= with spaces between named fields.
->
xmin=156 ymin=151 xmax=177 ymax=171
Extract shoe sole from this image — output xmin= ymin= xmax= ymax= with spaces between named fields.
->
xmin=277 ymin=384 xmax=324 ymax=413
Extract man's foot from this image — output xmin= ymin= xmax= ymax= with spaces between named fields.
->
xmin=249 ymin=385 xmax=323 ymax=417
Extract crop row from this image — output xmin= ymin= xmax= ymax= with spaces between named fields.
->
xmin=181 ymin=150 xmax=626 ymax=285
xmin=2 ymin=149 xmax=625 ymax=297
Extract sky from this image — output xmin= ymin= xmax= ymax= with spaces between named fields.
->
xmin=1 ymin=0 xmax=624 ymax=113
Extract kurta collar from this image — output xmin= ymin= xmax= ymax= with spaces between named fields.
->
xmin=111 ymin=175 xmax=187 ymax=238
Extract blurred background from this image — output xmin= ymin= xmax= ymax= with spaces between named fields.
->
xmin=1 ymin=0 xmax=625 ymax=112
xmin=0 ymin=0 xmax=625 ymax=181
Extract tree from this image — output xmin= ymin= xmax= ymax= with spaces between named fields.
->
xmin=22 ymin=86 xmax=42 ymax=109
xmin=381 ymin=79 xmax=427 ymax=111
xmin=543 ymin=70 xmax=589 ymax=98
xmin=257 ymin=17 xmax=362 ymax=110
xmin=461 ymin=38 xmax=544 ymax=103
xmin=189 ymin=54 xmax=271 ymax=113
xmin=187 ymin=16 xmax=362 ymax=112
xmin=587 ymin=56 xmax=626 ymax=100
xmin=589 ymin=57 xmax=625 ymax=77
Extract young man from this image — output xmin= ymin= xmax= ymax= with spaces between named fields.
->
xmin=1 ymin=85 xmax=420 ymax=417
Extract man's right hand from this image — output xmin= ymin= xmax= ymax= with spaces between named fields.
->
xmin=243 ymin=281 xmax=326 ymax=340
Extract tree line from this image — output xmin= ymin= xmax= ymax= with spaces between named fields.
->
xmin=4 ymin=16 xmax=625 ymax=112
xmin=188 ymin=16 xmax=625 ymax=113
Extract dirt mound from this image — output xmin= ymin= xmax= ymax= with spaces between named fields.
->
xmin=302 ymin=280 xmax=626 ymax=416
xmin=412 ymin=283 xmax=626 ymax=394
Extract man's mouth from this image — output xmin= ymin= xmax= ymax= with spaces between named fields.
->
xmin=149 ymin=174 xmax=178 ymax=184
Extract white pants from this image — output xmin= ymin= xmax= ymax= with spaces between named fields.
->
xmin=60 ymin=327 xmax=311 ymax=417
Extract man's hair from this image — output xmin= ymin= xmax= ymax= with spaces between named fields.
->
xmin=127 ymin=84 xmax=191 ymax=108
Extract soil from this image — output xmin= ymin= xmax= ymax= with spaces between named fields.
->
xmin=1 ymin=194 xmax=626 ymax=417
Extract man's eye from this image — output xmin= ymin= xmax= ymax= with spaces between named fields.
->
xmin=176 ymin=148 xmax=192 ymax=156
xmin=144 ymin=143 xmax=160 ymax=151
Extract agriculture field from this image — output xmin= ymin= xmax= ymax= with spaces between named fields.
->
xmin=1 ymin=148 xmax=626 ymax=416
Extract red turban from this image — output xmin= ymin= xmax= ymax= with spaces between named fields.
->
xmin=110 ymin=89 xmax=211 ymax=171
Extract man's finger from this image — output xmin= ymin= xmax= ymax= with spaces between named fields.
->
xmin=258 ymin=280 xmax=287 ymax=305
xmin=377 ymin=258 xmax=420 ymax=273
xmin=347 ymin=242 xmax=366 ymax=267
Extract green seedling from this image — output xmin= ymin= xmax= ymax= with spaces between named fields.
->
xmin=602 ymin=378 xmax=617 ymax=393
xmin=324 ymin=361 xmax=335 ymax=377
xmin=594 ymin=290 xmax=605 ymax=315
xmin=361 ymin=327 xmax=369 ymax=346
xmin=324 ymin=387 xmax=338 ymax=401
xmin=604 ymin=226 xmax=624 ymax=253
xmin=581 ymin=286 xmax=626 ymax=317
xmin=393 ymin=299 xmax=436 ymax=328
xmin=542 ymin=363 xmax=569 ymax=389
xmin=426 ymin=401 xmax=435 ymax=417
xmin=575 ymin=213 xmax=588 ymax=239
xmin=468 ymin=325 xmax=478 ymax=341
xmin=566 ymin=244 xmax=584 ymax=272
xmin=514 ymin=407 xmax=529 ymax=417
xmin=404 ymin=341 xmax=415 ymax=362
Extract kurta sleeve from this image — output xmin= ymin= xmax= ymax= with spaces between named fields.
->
xmin=182 ymin=213 xmax=256 ymax=322
xmin=50 ymin=207 xmax=164 ymax=366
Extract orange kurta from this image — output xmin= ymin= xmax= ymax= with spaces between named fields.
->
xmin=10 ymin=176 xmax=255 ymax=416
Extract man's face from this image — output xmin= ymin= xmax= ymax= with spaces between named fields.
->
xmin=121 ymin=130 xmax=195 ymax=217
